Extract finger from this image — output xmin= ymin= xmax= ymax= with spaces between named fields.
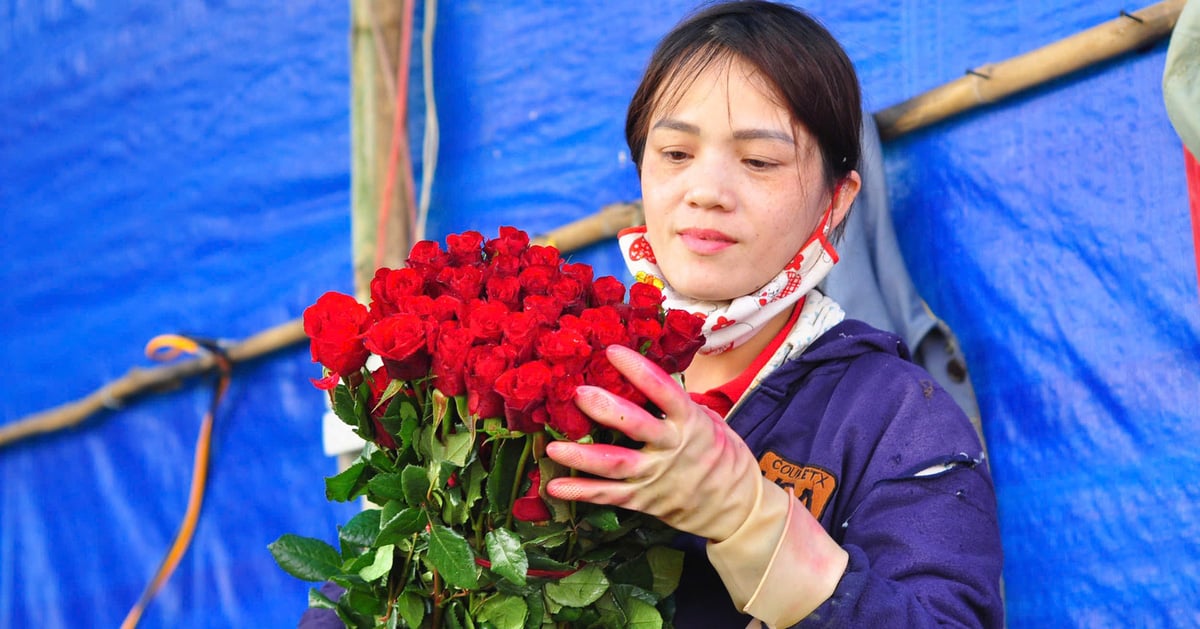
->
xmin=544 ymin=440 xmax=646 ymax=481
xmin=605 ymin=344 xmax=693 ymax=419
xmin=545 ymin=475 xmax=637 ymax=508
xmin=574 ymin=385 xmax=672 ymax=446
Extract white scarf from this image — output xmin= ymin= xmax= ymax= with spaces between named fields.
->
xmin=620 ymin=207 xmax=843 ymax=355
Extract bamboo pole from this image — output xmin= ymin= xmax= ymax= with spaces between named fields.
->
xmin=874 ymin=0 xmax=1185 ymax=140
xmin=0 ymin=319 xmax=305 ymax=448
xmin=1 ymin=2 xmax=1184 ymax=447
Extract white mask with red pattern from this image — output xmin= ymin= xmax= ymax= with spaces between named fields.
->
xmin=620 ymin=201 xmax=840 ymax=355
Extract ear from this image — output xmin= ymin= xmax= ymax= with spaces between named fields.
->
xmin=828 ymin=170 xmax=862 ymax=232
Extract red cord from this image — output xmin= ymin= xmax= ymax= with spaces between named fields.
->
xmin=375 ymin=0 xmax=419 ymax=270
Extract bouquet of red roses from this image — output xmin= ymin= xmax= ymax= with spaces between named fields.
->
xmin=271 ymin=226 xmax=705 ymax=628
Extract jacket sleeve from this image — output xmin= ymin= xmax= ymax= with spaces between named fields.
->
xmin=795 ymin=463 xmax=1004 ymax=628
xmin=792 ymin=356 xmax=1005 ymax=628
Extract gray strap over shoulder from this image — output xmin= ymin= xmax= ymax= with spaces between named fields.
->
xmin=820 ymin=113 xmax=986 ymax=448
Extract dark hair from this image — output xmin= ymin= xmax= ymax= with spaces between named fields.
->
xmin=626 ymin=1 xmax=861 ymax=188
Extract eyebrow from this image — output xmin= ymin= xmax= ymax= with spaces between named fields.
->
xmin=651 ymin=118 xmax=794 ymax=144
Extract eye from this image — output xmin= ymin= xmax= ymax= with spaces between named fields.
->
xmin=743 ymin=157 xmax=776 ymax=171
xmin=662 ymin=150 xmax=690 ymax=163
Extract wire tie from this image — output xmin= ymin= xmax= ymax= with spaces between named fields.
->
xmin=965 ymin=68 xmax=992 ymax=80
xmin=1119 ymin=10 xmax=1144 ymax=23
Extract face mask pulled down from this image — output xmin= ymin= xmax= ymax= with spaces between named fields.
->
xmin=619 ymin=205 xmax=840 ymax=355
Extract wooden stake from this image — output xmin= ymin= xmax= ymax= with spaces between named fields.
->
xmin=874 ymin=0 xmax=1185 ymax=140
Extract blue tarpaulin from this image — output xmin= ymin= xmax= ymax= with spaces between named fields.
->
xmin=2 ymin=1 xmax=1198 ymax=627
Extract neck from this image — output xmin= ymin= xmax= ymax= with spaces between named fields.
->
xmin=682 ymin=304 xmax=795 ymax=393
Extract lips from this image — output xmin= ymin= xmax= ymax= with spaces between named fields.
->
xmin=678 ymin=228 xmax=736 ymax=255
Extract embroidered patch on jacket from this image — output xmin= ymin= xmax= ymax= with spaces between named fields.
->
xmin=759 ymin=452 xmax=837 ymax=520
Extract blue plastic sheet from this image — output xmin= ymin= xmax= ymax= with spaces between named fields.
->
xmin=3 ymin=1 xmax=1199 ymax=627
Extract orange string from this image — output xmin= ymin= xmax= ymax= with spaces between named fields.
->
xmin=121 ymin=339 xmax=231 ymax=628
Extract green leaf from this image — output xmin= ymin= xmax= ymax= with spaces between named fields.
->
xmin=354 ymin=381 xmax=375 ymax=439
xmin=308 ymin=586 xmax=337 ymax=609
xmin=377 ymin=391 xmax=409 ymax=443
xmin=523 ymin=592 xmax=545 ymax=629
xmin=338 ymin=508 xmax=382 ymax=556
xmin=342 ymin=586 xmax=386 ymax=619
xmin=358 ymin=544 xmax=394 ymax=581
xmin=441 ymin=481 xmax=471 ymax=526
xmin=367 ymin=443 xmax=399 ymax=473
xmin=543 ymin=564 xmax=609 ymax=608
xmin=478 ymin=594 xmax=528 ymax=629
xmin=583 ymin=508 xmax=621 ymax=532
xmin=367 ymin=472 xmax=408 ymax=502
xmin=332 ymin=383 xmax=361 ymax=427
xmin=325 ymin=459 xmax=369 ymax=502
xmin=399 ymin=399 xmax=420 ymax=448
xmin=485 ymin=528 xmax=529 ymax=586
xmin=268 ymin=534 xmax=343 ymax=582
xmin=623 ymin=597 xmax=663 ymax=628
xmin=463 ymin=458 xmax=486 ymax=511
xmin=396 ymin=590 xmax=425 ymax=629
xmin=401 ymin=464 xmax=431 ymax=508
xmin=425 ymin=524 xmax=479 ymax=590
xmin=441 ymin=430 xmax=473 ymax=467
xmin=537 ymin=458 xmax=572 ymax=523
xmin=485 ymin=438 xmax=523 ymax=515
xmin=646 ymin=546 xmax=683 ymax=597
xmin=376 ymin=506 xmax=425 ymax=547
xmin=433 ymin=388 xmax=453 ymax=426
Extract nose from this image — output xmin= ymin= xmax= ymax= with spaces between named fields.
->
xmin=683 ymin=156 xmax=734 ymax=211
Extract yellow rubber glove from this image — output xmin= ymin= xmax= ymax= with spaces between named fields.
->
xmin=545 ymin=345 xmax=847 ymax=625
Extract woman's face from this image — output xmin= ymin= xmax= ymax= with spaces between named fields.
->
xmin=639 ymin=56 xmax=838 ymax=302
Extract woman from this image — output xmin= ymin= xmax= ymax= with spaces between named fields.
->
xmin=544 ymin=2 xmax=1004 ymax=627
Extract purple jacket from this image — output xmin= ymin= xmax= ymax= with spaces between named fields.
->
xmin=671 ymin=319 xmax=1004 ymax=628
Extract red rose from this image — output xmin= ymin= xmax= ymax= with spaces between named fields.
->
xmin=465 ymin=343 xmax=516 ymax=419
xmin=584 ymin=351 xmax=646 ymax=407
xmin=548 ymin=275 xmax=586 ymax=316
xmin=484 ymin=226 xmax=531 ymax=259
xmin=432 ymin=295 xmax=463 ymax=323
xmin=520 ymin=244 xmax=561 ymax=268
xmin=590 ymin=276 xmax=626 ymax=307
xmin=495 ymin=360 xmax=552 ymax=433
xmin=395 ymin=294 xmax=436 ymax=321
xmin=560 ymin=262 xmax=594 ymax=287
xmin=523 ymin=295 xmax=563 ymax=323
xmin=303 ymin=292 xmax=372 ymax=384
xmin=437 ymin=264 xmax=484 ymax=302
xmin=546 ymin=365 xmax=591 ymax=440
xmin=518 ymin=264 xmax=558 ymax=298
xmin=370 ymin=267 xmax=425 ymax=319
xmin=446 ymin=230 xmax=485 ymax=266
xmin=431 ymin=322 xmax=473 ymax=396
xmin=406 ymin=240 xmax=450 ymax=282
xmin=647 ymin=309 xmax=705 ymax=373
xmin=535 ymin=328 xmax=592 ymax=371
xmin=363 ymin=314 xmax=431 ymax=381
xmin=626 ymin=315 xmax=662 ymax=351
xmin=511 ymin=469 xmax=551 ymax=522
xmin=485 ymin=275 xmax=522 ymax=311
xmin=485 ymin=253 xmax=522 ymax=279
xmin=628 ymin=282 xmax=665 ymax=319
xmin=365 ymin=367 xmax=398 ymax=449
xmin=500 ymin=311 xmax=542 ymax=362
xmin=579 ymin=306 xmax=630 ymax=348
xmin=466 ymin=299 xmax=508 ymax=344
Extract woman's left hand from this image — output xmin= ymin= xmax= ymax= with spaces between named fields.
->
xmin=544 ymin=344 xmax=762 ymax=542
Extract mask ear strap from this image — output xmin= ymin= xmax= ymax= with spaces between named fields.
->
xmin=820 ymin=180 xmax=845 ymax=237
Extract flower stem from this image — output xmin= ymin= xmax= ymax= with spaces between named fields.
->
xmin=504 ymin=434 xmax=534 ymax=530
